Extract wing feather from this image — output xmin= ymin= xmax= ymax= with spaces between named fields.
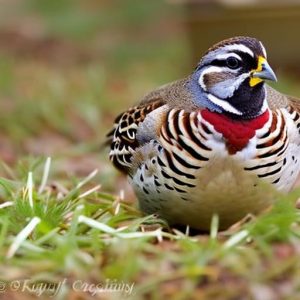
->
xmin=107 ymin=99 xmax=164 ymax=173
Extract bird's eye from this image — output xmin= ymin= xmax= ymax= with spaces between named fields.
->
xmin=226 ymin=57 xmax=240 ymax=69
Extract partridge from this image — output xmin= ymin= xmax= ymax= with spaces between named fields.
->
xmin=107 ymin=36 xmax=300 ymax=230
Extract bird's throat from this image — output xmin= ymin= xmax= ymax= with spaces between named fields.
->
xmin=201 ymin=109 xmax=270 ymax=154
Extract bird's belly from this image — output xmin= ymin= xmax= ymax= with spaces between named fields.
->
xmin=132 ymin=153 xmax=278 ymax=231
xmin=172 ymin=158 xmax=276 ymax=230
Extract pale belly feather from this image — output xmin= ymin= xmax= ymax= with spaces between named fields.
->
xmin=132 ymin=152 xmax=277 ymax=230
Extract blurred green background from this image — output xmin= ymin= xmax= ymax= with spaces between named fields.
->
xmin=0 ymin=0 xmax=190 ymax=195
xmin=0 ymin=0 xmax=299 ymax=193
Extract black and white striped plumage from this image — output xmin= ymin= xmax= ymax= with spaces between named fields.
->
xmin=107 ymin=37 xmax=300 ymax=230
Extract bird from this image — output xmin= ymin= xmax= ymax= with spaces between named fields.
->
xmin=107 ymin=36 xmax=300 ymax=231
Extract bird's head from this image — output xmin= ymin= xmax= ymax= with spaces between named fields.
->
xmin=191 ymin=36 xmax=277 ymax=119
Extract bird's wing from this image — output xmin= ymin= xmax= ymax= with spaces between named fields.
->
xmin=106 ymin=77 xmax=198 ymax=173
xmin=265 ymin=84 xmax=300 ymax=112
xmin=288 ymin=95 xmax=300 ymax=113
xmin=106 ymin=98 xmax=165 ymax=173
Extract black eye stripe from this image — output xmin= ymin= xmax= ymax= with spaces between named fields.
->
xmin=210 ymin=59 xmax=231 ymax=67
xmin=209 ymin=51 xmax=257 ymax=70
xmin=196 ymin=49 xmax=260 ymax=71
xmin=232 ymin=51 xmax=257 ymax=68
xmin=210 ymin=59 xmax=241 ymax=69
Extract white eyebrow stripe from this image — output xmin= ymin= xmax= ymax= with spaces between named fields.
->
xmin=215 ymin=53 xmax=242 ymax=61
xmin=201 ymin=66 xmax=224 ymax=74
xmin=222 ymin=44 xmax=254 ymax=57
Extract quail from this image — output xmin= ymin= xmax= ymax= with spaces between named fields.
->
xmin=107 ymin=36 xmax=300 ymax=230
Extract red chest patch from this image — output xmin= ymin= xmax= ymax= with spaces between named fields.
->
xmin=200 ymin=109 xmax=270 ymax=154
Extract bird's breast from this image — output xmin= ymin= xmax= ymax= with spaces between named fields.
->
xmin=200 ymin=109 xmax=270 ymax=154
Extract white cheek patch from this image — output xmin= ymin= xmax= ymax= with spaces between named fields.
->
xmin=198 ymin=66 xmax=224 ymax=91
xmin=198 ymin=66 xmax=240 ymax=91
xmin=210 ymin=72 xmax=250 ymax=99
xmin=199 ymin=63 xmax=250 ymax=99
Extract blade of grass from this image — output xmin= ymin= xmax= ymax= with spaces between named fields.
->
xmin=7 ymin=216 xmax=41 ymax=258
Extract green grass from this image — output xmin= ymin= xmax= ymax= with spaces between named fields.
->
xmin=0 ymin=0 xmax=300 ymax=299
xmin=0 ymin=159 xmax=300 ymax=299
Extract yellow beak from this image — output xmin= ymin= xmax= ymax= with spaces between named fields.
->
xmin=249 ymin=56 xmax=277 ymax=87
